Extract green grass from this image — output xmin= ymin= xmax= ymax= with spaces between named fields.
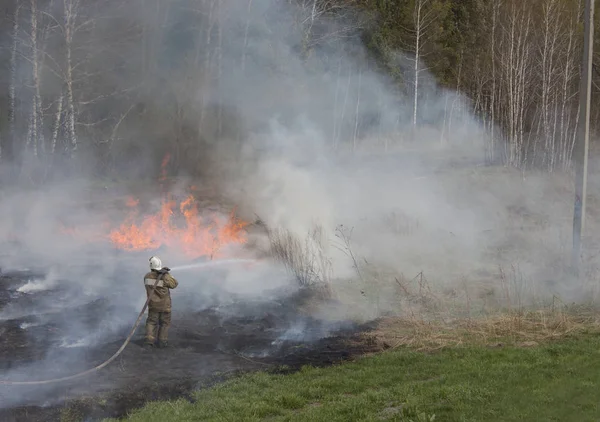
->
xmin=107 ymin=333 xmax=600 ymax=422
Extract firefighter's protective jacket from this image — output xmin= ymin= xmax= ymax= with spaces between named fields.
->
xmin=143 ymin=270 xmax=178 ymax=312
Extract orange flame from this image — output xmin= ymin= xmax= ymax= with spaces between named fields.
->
xmin=55 ymin=154 xmax=248 ymax=259
xmin=159 ymin=153 xmax=171 ymax=183
xmin=125 ymin=197 xmax=139 ymax=208
xmin=106 ymin=194 xmax=249 ymax=259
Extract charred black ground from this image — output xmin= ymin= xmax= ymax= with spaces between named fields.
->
xmin=0 ymin=269 xmax=381 ymax=422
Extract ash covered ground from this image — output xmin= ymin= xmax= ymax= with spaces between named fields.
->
xmin=0 ymin=261 xmax=379 ymax=422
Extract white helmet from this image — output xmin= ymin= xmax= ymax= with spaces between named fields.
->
xmin=149 ymin=256 xmax=162 ymax=271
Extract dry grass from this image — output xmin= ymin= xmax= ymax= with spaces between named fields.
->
xmin=366 ymin=304 xmax=600 ymax=352
xmin=267 ymin=225 xmax=333 ymax=290
xmin=363 ymin=259 xmax=600 ymax=351
xmin=266 ymin=221 xmax=600 ymax=350
xmin=262 ymin=162 xmax=600 ymax=351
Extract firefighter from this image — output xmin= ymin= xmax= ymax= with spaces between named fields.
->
xmin=144 ymin=256 xmax=178 ymax=349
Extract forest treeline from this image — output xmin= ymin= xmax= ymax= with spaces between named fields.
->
xmin=0 ymin=0 xmax=597 ymax=183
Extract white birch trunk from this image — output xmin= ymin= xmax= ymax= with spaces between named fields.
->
xmin=51 ymin=93 xmax=64 ymax=154
xmin=412 ymin=0 xmax=423 ymax=131
xmin=490 ymin=1 xmax=499 ymax=162
xmin=338 ymin=68 xmax=352 ymax=149
xmin=217 ymin=0 xmax=223 ymax=139
xmin=332 ymin=56 xmax=342 ymax=149
xmin=64 ymin=0 xmax=78 ymax=157
xmin=199 ymin=0 xmax=214 ymax=134
xmin=7 ymin=3 xmax=20 ymax=161
xmin=559 ymin=3 xmax=578 ymax=170
xmin=30 ymin=0 xmax=41 ymax=157
xmin=241 ymin=0 xmax=253 ymax=73
xmin=353 ymin=67 xmax=362 ymax=152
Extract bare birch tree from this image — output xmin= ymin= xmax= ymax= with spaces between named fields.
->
xmin=63 ymin=0 xmax=78 ymax=157
xmin=560 ymin=0 xmax=582 ymax=171
xmin=400 ymin=0 xmax=446 ymax=133
xmin=241 ymin=0 xmax=253 ymax=73
xmin=411 ymin=0 xmax=425 ymax=130
xmin=28 ymin=0 xmax=43 ymax=158
xmin=294 ymin=0 xmax=358 ymax=60
xmin=7 ymin=2 xmax=21 ymax=161
xmin=536 ymin=0 xmax=564 ymax=170
xmin=217 ymin=0 xmax=223 ymax=139
xmin=499 ymin=1 xmax=534 ymax=168
xmin=490 ymin=0 xmax=500 ymax=162
xmin=51 ymin=94 xmax=64 ymax=155
xmin=353 ymin=65 xmax=362 ymax=151
xmin=198 ymin=0 xmax=215 ymax=134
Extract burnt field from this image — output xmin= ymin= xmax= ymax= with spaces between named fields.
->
xmin=0 ymin=267 xmax=380 ymax=422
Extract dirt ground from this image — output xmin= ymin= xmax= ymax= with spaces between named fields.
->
xmin=0 ymin=269 xmax=381 ymax=422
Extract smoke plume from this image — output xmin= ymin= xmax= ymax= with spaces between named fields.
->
xmin=0 ymin=0 xmax=593 ymax=411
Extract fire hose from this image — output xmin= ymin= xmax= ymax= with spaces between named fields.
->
xmin=0 ymin=273 xmax=166 ymax=386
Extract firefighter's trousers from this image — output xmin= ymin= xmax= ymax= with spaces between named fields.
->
xmin=145 ymin=309 xmax=171 ymax=345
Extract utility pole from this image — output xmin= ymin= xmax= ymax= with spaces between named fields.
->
xmin=572 ymin=0 xmax=595 ymax=275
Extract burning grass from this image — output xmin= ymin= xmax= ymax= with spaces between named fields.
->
xmin=107 ymin=196 xmax=249 ymax=259
xmin=55 ymin=156 xmax=251 ymax=260
xmin=58 ymin=191 xmax=250 ymax=260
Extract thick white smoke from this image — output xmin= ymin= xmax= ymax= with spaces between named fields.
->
xmin=1 ymin=0 xmax=594 ymax=413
